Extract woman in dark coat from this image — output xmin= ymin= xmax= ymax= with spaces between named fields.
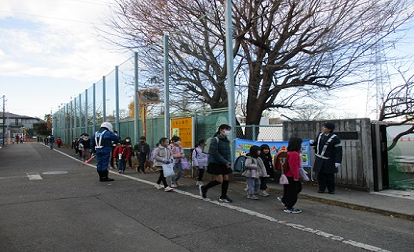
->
xmin=199 ymin=124 xmax=233 ymax=203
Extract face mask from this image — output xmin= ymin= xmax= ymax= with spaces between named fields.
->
xmin=126 ymin=139 xmax=130 ymax=142
xmin=224 ymin=130 xmax=231 ymax=136
xmin=176 ymin=141 xmax=181 ymax=145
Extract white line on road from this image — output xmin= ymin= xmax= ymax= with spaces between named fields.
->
xmin=52 ymin=145 xmax=389 ymax=252
xmin=107 ymin=172 xmax=391 ymax=252
xmin=26 ymin=172 xmax=43 ymax=180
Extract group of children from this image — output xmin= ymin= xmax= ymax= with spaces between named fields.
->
xmin=152 ymin=136 xmax=194 ymax=191
xmin=242 ymin=137 xmax=304 ymax=213
xmin=71 ymin=133 xmax=91 ymax=162
xmin=112 ymin=136 xmax=151 ymax=174
xmin=110 ymin=134 xmax=304 ymax=214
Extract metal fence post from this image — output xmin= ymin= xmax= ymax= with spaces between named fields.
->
xmin=163 ymin=35 xmax=170 ymax=139
xmin=78 ymin=94 xmax=82 ymax=134
xmin=93 ymin=83 xmax=96 ymax=133
xmin=134 ymin=51 xmax=140 ymax=142
xmin=103 ymin=76 xmax=106 ymax=122
xmin=115 ymin=65 xmax=120 ymax=132
xmin=253 ymin=125 xmax=256 ymax=141
xmin=225 ymin=0 xmax=236 ymax=165
xmin=85 ymin=89 xmax=88 ymax=134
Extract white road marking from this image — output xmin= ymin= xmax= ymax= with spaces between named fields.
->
xmin=0 ymin=176 xmax=25 ymax=180
xmin=26 ymin=172 xmax=43 ymax=180
xmin=52 ymin=144 xmax=390 ymax=252
xmin=42 ymin=171 xmax=68 ymax=175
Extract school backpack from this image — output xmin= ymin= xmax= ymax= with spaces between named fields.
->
xmin=148 ymin=148 xmax=156 ymax=162
xmin=189 ymin=148 xmax=196 ymax=160
xmin=274 ymin=150 xmax=289 ymax=173
xmin=233 ymin=155 xmax=247 ymax=173
xmin=202 ymin=137 xmax=219 ymax=154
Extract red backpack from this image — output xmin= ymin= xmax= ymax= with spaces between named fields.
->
xmin=274 ymin=150 xmax=289 ymax=173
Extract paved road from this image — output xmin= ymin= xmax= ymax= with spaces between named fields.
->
xmin=0 ymin=143 xmax=413 ymax=251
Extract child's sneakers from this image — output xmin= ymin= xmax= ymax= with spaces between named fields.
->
xmin=284 ymin=207 xmax=302 ymax=214
xmin=196 ymin=181 xmax=204 ymax=186
xmin=199 ymin=185 xmax=207 ymax=199
xmin=219 ymin=196 xmax=233 ymax=203
xmin=247 ymin=195 xmax=259 ymax=200
xmin=155 ymin=184 xmax=163 ymax=190
xmin=164 ymin=186 xmax=174 ymax=192
xmin=259 ymin=190 xmax=269 ymax=197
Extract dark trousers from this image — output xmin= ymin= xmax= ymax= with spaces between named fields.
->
xmin=282 ymin=177 xmax=302 ymax=209
xmin=117 ymin=159 xmax=126 ymax=171
xmin=198 ymin=169 xmax=205 ymax=181
xmin=157 ymin=170 xmax=168 ymax=187
xmin=260 ymin=177 xmax=267 ymax=190
xmin=138 ymin=154 xmax=147 ymax=172
xmin=110 ymin=147 xmax=115 ymax=167
xmin=318 ymin=172 xmax=335 ymax=193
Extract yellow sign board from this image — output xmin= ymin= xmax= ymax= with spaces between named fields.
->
xmin=171 ymin=117 xmax=193 ymax=148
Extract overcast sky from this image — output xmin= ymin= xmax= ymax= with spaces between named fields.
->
xmin=1 ymin=0 xmax=413 ymax=120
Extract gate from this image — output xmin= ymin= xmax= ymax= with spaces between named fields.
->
xmin=371 ymin=121 xmax=389 ymax=191
xmin=385 ymin=124 xmax=414 ymax=190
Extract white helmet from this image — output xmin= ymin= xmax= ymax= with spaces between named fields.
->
xmin=100 ymin=122 xmax=113 ymax=132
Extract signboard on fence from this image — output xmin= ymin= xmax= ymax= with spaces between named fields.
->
xmin=235 ymin=138 xmax=312 ymax=167
xmin=171 ymin=117 xmax=194 ymax=148
xmin=137 ymin=89 xmax=160 ymax=104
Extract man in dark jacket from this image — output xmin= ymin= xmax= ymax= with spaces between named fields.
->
xmin=311 ymin=122 xmax=342 ymax=194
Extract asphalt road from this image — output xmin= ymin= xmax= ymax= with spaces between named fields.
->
xmin=0 ymin=143 xmax=413 ymax=252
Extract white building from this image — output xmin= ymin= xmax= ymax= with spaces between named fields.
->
xmin=0 ymin=112 xmax=42 ymax=141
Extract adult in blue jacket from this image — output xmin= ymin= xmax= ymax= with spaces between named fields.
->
xmin=91 ymin=122 xmax=119 ymax=181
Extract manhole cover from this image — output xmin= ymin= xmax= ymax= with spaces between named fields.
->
xmin=42 ymin=171 xmax=68 ymax=175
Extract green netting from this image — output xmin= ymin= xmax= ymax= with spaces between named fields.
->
xmin=194 ymin=111 xmax=229 ymax=141
xmin=387 ymin=140 xmax=414 ymax=190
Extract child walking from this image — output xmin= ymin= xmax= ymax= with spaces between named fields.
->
xmin=242 ymin=145 xmax=268 ymax=200
xmin=192 ymin=139 xmax=208 ymax=186
xmin=280 ymin=137 xmax=303 ymax=213
xmin=113 ymin=140 xmax=132 ymax=174
xmin=199 ymin=124 xmax=233 ymax=203
xmin=259 ymin=144 xmax=274 ymax=196
xmin=170 ymin=136 xmax=185 ymax=188
xmin=153 ymin=137 xmax=174 ymax=192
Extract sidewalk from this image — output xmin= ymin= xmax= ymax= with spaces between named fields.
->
xmin=29 ymin=143 xmax=414 ymax=221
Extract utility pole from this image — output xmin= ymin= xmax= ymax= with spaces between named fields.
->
xmin=2 ymin=95 xmax=5 ymax=146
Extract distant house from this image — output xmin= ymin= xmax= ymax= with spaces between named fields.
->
xmin=0 ymin=112 xmax=43 ymax=140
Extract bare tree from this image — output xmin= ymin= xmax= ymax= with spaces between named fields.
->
xmin=289 ymin=103 xmax=328 ymax=121
xmin=104 ymin=0 xmax=413 ymax=138
xmin=378 ymin=70 xmax=414 ymax=150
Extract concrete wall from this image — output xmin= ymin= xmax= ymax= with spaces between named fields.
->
xmin=283 ymin=119 xmax=374 ymax=191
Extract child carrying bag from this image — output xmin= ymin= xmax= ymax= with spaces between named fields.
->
xmin=162 ymin=163 xmax=175 ymax=177
xmin=279 ymin=156 xmax=289 ymax=185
